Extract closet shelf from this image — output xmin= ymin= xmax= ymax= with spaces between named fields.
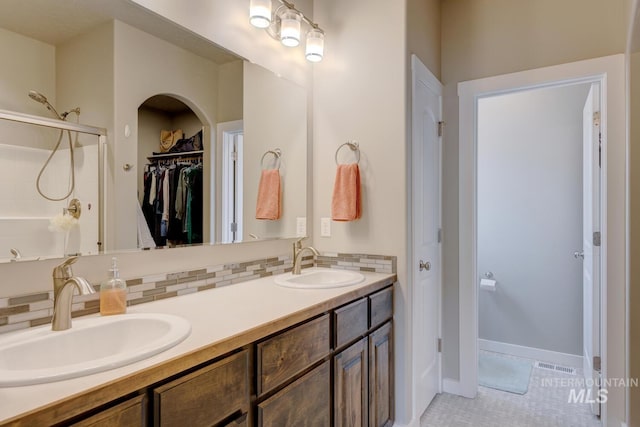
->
xmin=147 ymin=150 xmax=203 ymax=161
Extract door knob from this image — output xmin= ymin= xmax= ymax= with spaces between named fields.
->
xmin=574 ymin=251 xmax=584 ymax=259
xmin=419 ymin=260 xmax=431 ymax=271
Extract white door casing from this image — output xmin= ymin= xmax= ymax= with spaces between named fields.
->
xmin=218 ymin=120 xmax=244 ymax=243
xmin=457 ymin=55 xmax=626 ymax=425
xmin=582 ymin=83 xmax=602 ymax=416
xmin=410 ymin=54 xmax=442 ymax=418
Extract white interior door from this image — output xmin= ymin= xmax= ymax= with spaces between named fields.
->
xmin=582 ymin=83 xmax=601 ymax=416
xmin=411 ymin=55 xmax=442 ymax=417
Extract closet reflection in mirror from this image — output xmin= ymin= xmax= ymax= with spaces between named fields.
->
xmin=0 ymin=0 xmax=307 ymax=261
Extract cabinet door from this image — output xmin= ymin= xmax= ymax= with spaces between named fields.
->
xmin=153 ymin=350 xmax=249 ymax=427
xmin=257 ymin=314 xmax=330 ymax=395
xmin=369 ymin=322 xmax=394 ymax=427
xmin=334 ymin=337 xmax=368 ymax=427
xmin=257 ymin=361 xmax=331 ymax=426
xmin=334 ymin=298 xmax=368 ymax=350
xmin=70 ymin=394 xmax=147 ymax=427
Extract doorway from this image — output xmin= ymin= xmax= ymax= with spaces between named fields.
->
xmin=457 ymin=55 xmax=626 ymax=425
xmin=475 ymin=81 xmax=601 ymax=422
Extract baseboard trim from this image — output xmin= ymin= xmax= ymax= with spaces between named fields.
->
xmin=479 ymin=339 xmax=583 ymax=368
xmin=442 ymin=378 xmax=464 ymax=395
xmin=392 ymin=417 xmax=420 ymax=427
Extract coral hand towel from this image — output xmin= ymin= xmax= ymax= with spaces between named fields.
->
xmin=331 ymin=163 xmax=361 ymax=221
xmin=256 ymin=169 xmax=281 ymax=220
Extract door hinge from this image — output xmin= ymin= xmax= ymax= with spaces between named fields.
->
xmin=593 ymin=111 xmax=601 ymax=127
xmin=230 ymin=222 xmax=238 ymax=232
xmin=437 ymin=121 xmax=445 ymax=137
xmin=593 ymin=231 xmax=601 ymax=247
xmin=437 ymin=338 xmax=442 ymax=353
xmin=230 ymin=151 xmax=238 ymax=161
xmin=593 ymin=356 xmax=601 ymax=372
xmin=437 ymin=228 xmax=442 ymax=243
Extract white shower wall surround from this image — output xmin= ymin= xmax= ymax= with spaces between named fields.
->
xmin=0 ymin=143 xmax=99 ymax=259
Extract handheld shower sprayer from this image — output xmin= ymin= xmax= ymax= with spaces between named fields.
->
xmin=28 ymin=90 xmax=63 ymax=120
xmin=28 ymin=90 xmax=81 ymax=201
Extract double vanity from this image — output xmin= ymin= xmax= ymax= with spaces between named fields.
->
xmin=0 ymin=268 xmax=395 ymax=426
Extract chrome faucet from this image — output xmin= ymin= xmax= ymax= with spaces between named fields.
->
xmin=52 ymin=256 xmax=95 ymax=331
xmin=292 ymin=237 xmax=319 ymax=275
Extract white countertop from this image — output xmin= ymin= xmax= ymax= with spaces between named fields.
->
xmin=0 ymin=268 xmax=394 ymax=423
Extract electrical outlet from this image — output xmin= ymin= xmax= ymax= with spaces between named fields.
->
xmin=320 ymin=217 xmax=331 ymax=237
xmin=296 ymin=217 xmax=307 ymax=237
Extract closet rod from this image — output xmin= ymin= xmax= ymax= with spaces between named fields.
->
xmin=0 ymin=108 xmax=107 ymax=136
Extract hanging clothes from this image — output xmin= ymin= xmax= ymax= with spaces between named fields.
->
xmin=141 ymin=158 xmax=203 ymax=247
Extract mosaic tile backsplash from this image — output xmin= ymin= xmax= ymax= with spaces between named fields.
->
xmin=0 ymin=252 xmax=396 ymax=335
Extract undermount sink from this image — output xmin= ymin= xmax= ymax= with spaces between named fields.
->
xmin=274 ymin=268 xmax=365 ymax=289
xmin=0 ymin=313 xmax=191 ymax=387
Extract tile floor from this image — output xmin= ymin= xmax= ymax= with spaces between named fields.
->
xmin=421 ymin=352 xmax=602 ymax=427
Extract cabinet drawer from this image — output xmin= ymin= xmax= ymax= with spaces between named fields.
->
xmin=153 ymin=350 xmax=249 ymax=427
xmin=369 ymin=287 xmax=393 ymax=329
xmin=334 ymin=298 xmax=368 ymax=349
xmin=223 ymin=413 xmax=249 ymax=426
xmin=257 ymin=361 xmax=331 ymax=426
xmin=257 ymin=314 xmax=330 ymax=395
xmin=70 ymin=394 xmax=147 ymax=427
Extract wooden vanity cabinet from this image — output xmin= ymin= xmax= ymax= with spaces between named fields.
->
xmin=334 ymin=337 xmax=369 ymax=426
xmin=369 ymin=322 xmax=394 ymax=427
xmin=19 ymin=281 xmax=394 ymax=427
xmin=152 ymin=349 xmax=250 ymax=427
xmin=257 ymin=361 xmax=331 ymax=426
xmin=69 ymin=395 xmax=147 ymax=427
xmin=333 ymin=286 xmax=394 ymax=427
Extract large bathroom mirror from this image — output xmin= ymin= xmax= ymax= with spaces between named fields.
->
xmin=0 ymin=0 xmax=307 ymax=262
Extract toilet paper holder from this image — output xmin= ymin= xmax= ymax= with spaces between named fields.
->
xmin=480 ymin=272 xmax=497 ymax=292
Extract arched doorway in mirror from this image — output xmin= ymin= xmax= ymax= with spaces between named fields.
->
xmin=137 ymin=94 xmax=206 ymax=248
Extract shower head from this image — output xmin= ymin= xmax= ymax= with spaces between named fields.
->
xmin=28 ymin=90 xmax=63 ymax=120
xmin=28 ymin=90 xmax=48 ymax=104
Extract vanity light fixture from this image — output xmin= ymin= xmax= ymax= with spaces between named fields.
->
xmin=249 ymin=0 xmax=272 ymax=28
xmin=249 ymin=0 xmax=325 ymax=62
xmin=280 ymin=9 xmax=302 ymax=47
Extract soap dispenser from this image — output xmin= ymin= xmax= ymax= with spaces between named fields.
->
xmin=100 ymin=257 xmax=127 ymax=315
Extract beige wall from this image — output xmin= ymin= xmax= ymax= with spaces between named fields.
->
xmin=312 ymin=0 xmax=412 ymax=421
xmin=407 ymin=0 xmax=441 ymax=80
xmin=442 ymin=0 xmax=627 ymax=85
xmin=217 ymin=60 xmax=243 ymax=124
xmin=243 ymin=62 xmax=307 ymax=241
xmin=629 ymin=0 xmax=640 ymax=415
xmin=113 ymin=20 xmax=219 ymax=251
xmin=629 ymin=4 xmax=640 ymax=425
xmin=0 ymin=27 xmax=57 ymax=151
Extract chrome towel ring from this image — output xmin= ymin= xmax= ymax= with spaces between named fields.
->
xmin=335 ymin=141 xmax=360 ymax=165
xmin=261 ymin=148 xmax=282 ymax=170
